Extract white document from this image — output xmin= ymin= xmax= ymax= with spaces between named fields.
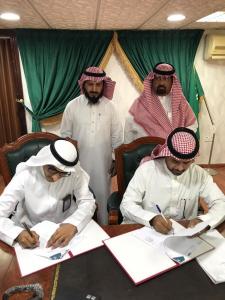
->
xmin=163 ymin=235 xmax=213 ymax=263
xmin=174 ymin=221 xmax=210 ymax=237
xmin=133 ymin=220 xmax=213 ymax=263
xmin=197 ymin=230 xmax=225 ymax=284
xmin=15 ymin=219 xmax=109 ymax=277
xmin=104 ymin=220 xmax=213 ymax=285
xmin=132 ymin=220 xmax=184 ymax=248
xmin=104 ymin=230 xmax=177 ymax=285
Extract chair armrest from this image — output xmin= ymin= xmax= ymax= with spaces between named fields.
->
xmin=107 ymin=192 xmax=123 ymax=225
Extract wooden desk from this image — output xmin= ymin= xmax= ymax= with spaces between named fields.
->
xmin=0 ymin=225 xmax=143 ymax=300
xmin=1 ymin=221 xmax=225 ymax=299
xmin=1 ymin=164 xmax=225 ymax=299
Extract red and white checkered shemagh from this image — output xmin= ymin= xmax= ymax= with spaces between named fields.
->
xmin=150 ymin=129 xmax=199 ymax=161
xmin=78 ymin=66 xmax=116 ymax=100
xmin=129 ymin=63 xmax=196 ymax=139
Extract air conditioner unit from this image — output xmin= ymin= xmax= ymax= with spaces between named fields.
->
xmin=204 ymin=34 xmax=225 ymax=60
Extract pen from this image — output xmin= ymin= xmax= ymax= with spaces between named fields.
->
xmin=155 ymin=204 xmax=168 ymax=223
xmin=22 ymin=222 xmax=34 ymax=238
xmin=155 ymin=204 xmax=174 ymax=235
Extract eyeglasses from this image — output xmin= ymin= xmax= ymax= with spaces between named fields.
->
xmin=47 ymin=165 xmax=71 ymax=177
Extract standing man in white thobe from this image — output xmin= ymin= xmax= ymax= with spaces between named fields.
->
xmin=0 ymin=139 xmax=96 ymax=248
xmin=60 ymin=67 xmax=123 ymax=224
xmin=120 ymin=127 xmax=225 ymax=234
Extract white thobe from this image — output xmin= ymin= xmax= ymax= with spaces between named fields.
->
xmin=60 ymin=95 xmax=123 ymax=224
xmin=0 ymin=165 xmax=96 ymax=246
xmin=120 ymin=159 xmax=225 ymax=229
xmin=124 ymin=95 xmax=198 ymax=144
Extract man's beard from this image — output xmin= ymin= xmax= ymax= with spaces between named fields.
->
xmin=170 ymin=169 xmax=185 ymax=176
xmin=83 ymin=87 xmax=104 ymax=104
xmin=156 ymin=85 xmax=167 ymax=96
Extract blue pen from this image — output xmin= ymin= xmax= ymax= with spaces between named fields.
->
xmin=155 ymin=204 xmax=168 ymax=223
xmin=156 ymin=204 xmax=174 ymax=234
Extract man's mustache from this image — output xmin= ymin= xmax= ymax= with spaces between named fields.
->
xmin=157 ymin=85 xmax=166 ymax=89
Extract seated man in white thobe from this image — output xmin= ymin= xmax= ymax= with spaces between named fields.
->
xmin=124 ymin=62 xmax=198 ymax=143
xmin=120 ymin=127 xmax=225 ymax=234
xmin=0 ymin=139 xmax=96 ymax=248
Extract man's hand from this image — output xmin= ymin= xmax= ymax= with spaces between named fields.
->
xmin=108 ymin=160 xmax=116 ymax=177
xmin=188 ymin=218 xmax=202 ymax=228
xmin=47 ymin=223 xmax=77 ymax=249
xmin=16 ymin=230 xmax=39 ymax=249
xmin=150 ymin=215 xmax=173 ymax=234
xmin=188 ymin=218 xmax=210 ymax=236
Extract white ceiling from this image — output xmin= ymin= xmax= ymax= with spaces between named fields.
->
xmin=0 ymin=0 xmax=225 ymax=30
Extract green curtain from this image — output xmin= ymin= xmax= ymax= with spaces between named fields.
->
xmin=117 ymin=30 xmax=204 ymax=120
xmin=16 ymin=29 xmax=113 ymax=131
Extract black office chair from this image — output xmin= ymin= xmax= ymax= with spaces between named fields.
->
xmin=107 ymin=136 xmax=165 ymax=224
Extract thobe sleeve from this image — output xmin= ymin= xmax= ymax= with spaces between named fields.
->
xmin=120 ymin=164 xmax=157 ymax=226
xmin=62 ymin=170 xmax=96 ymax=233
xmin=187 ymin=119 xmax=198 ymax=133
xmin=184 ymin=101 xmax=198 ymax=132
xmin=60 ymin=103 xmax=73 ymax=138
xmin=110 ymin=103 xmax=123 ymax=150
xmin=124 ymin=114 xmax=148 ymax=144
xmin=198 ymin=171 xmax=225 ymax=228
xmin=0 ymin=172 xmax=26 ymax=246
xmin=124 ymin=114 xmax=135 ymax=144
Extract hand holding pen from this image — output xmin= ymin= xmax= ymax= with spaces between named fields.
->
xmin=15 ymin=222 xmax=40 ymax=249
xmin=150 ymin=204 xmax=173 ymax=235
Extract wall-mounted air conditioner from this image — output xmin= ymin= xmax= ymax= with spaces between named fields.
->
xmin=204 ymin=34 xmax=225 ymax=60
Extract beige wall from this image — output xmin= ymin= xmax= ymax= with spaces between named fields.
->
xmin=195 ymin=30 xmax=225 ymax=164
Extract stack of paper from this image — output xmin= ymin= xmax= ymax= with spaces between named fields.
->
xmin=197 ymin=230 xmax=225 ymax=284
xmin=15 ymin=219 xmax=109 ymax=277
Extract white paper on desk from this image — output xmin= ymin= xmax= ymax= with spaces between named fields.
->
xmin=197 ymin=230 xmax=225 ymax=284
xmin=104 ymin=230 xmax=177 ymax=285
xmin=174 ymin=221 xmax=210 ymax=237
xmin=132 ymin=220 xmax=213 ymax=264
xmin=15 ymin=219 xmax=109 ymax=277
xmin=164 ymin=235 xmax=213 ymax=263
xmin=132 ymin=220 xmax=184 ymax=248
xmin=31 ymin=234 xmax=83 ymax=260
xmin=132 ymin=220 xmax=209 ymax=247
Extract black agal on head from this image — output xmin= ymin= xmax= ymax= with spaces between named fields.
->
xmin=153 ymin=62 xmax=175 ymax=76
xmin=50 ymin=139 xmax=79 ymax=166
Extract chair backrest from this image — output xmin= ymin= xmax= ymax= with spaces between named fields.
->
xmin=0 ymin=132 xmax=77 ymax=185
xmin=116 ymin=136 xmax=165 ymax=197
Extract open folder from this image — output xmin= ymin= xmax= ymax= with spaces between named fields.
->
xmin=14 ymin=219 xmax=109 ymax=277
xmin=104 ymin=220 xmax=214 ymax=285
